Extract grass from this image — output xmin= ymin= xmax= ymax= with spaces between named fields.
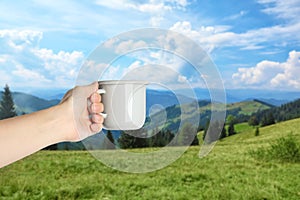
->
xmin=200 ymin=101 xmax=271 ymax=115
xmin=250 ymin=134 xmax=300 ymax=163
xmin=226 ymin=101 xmax=271 ymax=115
xmin=0 ymin=118 xmax=300 ymax=199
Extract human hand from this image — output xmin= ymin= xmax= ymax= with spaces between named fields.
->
xmin=60 ymin=82 xmax=104 ymax=142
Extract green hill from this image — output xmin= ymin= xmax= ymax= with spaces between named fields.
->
xmin=253 ymin=98 xmax=300 ymax=123
xmin=1 ymin=118 xmax=299 ymax=199
xmin=222 ymin=117 xmax=300 ymax=143
xmin=11 ymin=92 xmax=60 ymax=114
xmin=226 ymin=100 xmax=272 ymax=115
xmin=148 ymin=100 xmax=272 ymax=133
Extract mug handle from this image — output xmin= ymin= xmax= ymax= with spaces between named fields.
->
xmin=97 ymin=89 xmax=108 ymax=119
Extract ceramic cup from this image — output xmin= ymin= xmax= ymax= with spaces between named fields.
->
xmin=97 ymin=80 xmax=148 ymax=130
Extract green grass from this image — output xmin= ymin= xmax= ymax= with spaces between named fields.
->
xmin=226 ymin=101 xmax=271 ymax=115
xmin=1 ymin=119 xmax=300 ymax=199
xmin=232 ymin=122 xmax=254 ymax=133
xmin=200 ymin=100 xmax=271 ymax=115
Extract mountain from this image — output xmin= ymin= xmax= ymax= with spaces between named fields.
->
xmin=28 ymin=89 xmax=68 ymax=100
xmin=146 ymin=89 xmax=193 ymax=115
xmin=11 ymin=92 xmax=60 ymax=114
xmin=225 ymin=89 xmax=300 ymax=103
xmin=30 ymin=87 xmax=300 ymax=107
xmin=252 ymin=98 xmax=289 ymax=106
xmin=9 ymin=89 xmax=193 ymax=116
xmin=145 ymin=99 xmax=273 ymax=133
xmin=177 ymin=88 xmax=300 ymax=104
xmin=252 ymin=98 xmax=300 ymax=123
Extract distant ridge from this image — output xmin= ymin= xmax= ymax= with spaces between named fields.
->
xmin=11 ymin=92 xmax=60 ymax=114
xmin=253 ymin=99 xmax=276 ymax=108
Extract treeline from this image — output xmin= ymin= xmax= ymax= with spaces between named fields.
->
xmin=202 ymin=98 xmax=300 ymax=142
xmin=249 ymin=98 xmax=300 ymax=127
xmin=118 ymin=123 xmax=199 ymax=149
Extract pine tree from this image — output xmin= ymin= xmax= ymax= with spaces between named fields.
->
xmin=191 ymin=133 xmax=199 ymax=146
xmin=219 ymin=124 xmax=227 ymax=139
xmin=118 ymin=128 xmax=148 ymax=149
xmin=0 ymin=84 xmax=17 ymax=120
xmin=261 ymin=112 xmax=275 ymax=127
xmin=177 ymin=122 xmax=197 ymax=146
xmin=118 ymin=131 xmax=136 ymax=149
xmin=164 ymin=130 xmax=174 ymax=145
xmin=248 ymin=115 xmax=259 ymax=126
xmin=227 ymin=122 xmax=236 ymax=136
xmin=254 ymin=127 xmax=260 ymax=136
xmin=203 ymin=120 xmax=209 ymax=141
xmin=104 ymin=130 xmax=115 ymax=149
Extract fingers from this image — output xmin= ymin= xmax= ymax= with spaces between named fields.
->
xmin=91 ymin=113 xmax=104 ymax=124
xmin=90 ymin=102 xmax=104 ymax=114
xmin=90 ymin=92 xmax=101 ymax=103
xmin=90 ymin=114 xmax=104 ymax=133
xmin=89 ymin=87 xmax=105 ymax=133
xmin=90 ymin=123 xmax=103 ymax=133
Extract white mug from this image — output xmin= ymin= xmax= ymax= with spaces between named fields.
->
xmin=97 ymin=80 xmax=148 ymax=130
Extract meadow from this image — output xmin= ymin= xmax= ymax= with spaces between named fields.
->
xmin=0 ymin=118 xmax=299 ymax=200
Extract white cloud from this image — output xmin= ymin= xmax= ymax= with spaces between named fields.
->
xmin=0 ymin=29 xmax=42 ymax=52
xmin=170 ymin=20 xmax=300 ymax=52
xmin=115 ymin=40 xmax=148 ymax=54
xmin=257 ymin=0 xmax=300 ymax=22
xmin=0 ymin=29 xmax=84 ymax=89
xmin=95 ymin=0 xmax=187 ymax=13
xmin=32 ymin=48 xmax=83 ymax=72
xmin=177 ymin=75 xmax=187 ymax=83
xmin=120 ymin=64 xmax=191 ymax=90
xmin=94 ymin=0 xmax=188 ymax=26
xmin=150 ymin=16 xmax=164 ymax=27
xmin=232 ymin=50 xmax=300 ymax=90
xmin=12 ymin=64 xmax=51 ymax=83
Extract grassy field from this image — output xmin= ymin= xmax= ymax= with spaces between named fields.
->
xmin=199 ymin=100 xmax=271 ymax=116
xmin=0 ymin=119 xmax=300 ymax=199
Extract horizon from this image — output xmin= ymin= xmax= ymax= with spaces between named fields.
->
xmin=5 ymin=86 xmax=300 ymax=104
xmin=0 ymin=0 xmax=300 ymax=92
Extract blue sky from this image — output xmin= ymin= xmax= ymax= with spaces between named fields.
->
xmin=0 ymin=0 xmax=299 ymax=92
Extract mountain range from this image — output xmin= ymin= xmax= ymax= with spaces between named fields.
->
xmin=10 ymin=88 xmax=300 ymax=115
xmin=11 ymin=92 xmax=60 ymax=114
xmin=8 ymin=89 xmax=299 ymax=150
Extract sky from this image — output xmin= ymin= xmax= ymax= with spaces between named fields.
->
xmin=0 ymin=0 xmax=300 ymax=93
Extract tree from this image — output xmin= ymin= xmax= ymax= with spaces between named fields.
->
xmin=191 ymin=133 xmax=199 ymax=146
xmin=104 ymin=130 xmax=115 ymax=149
xmin=0 ymin=84 xmax=17 ymax=120
xmin=219 ymin=124 xmax=227 ymax=139
xmin=254 ymin=127 xmax=260 ymax=137
xmin=261 ymin=112 xmax=275 ymax=127
xmin=150 ymin=129 xmax=175 ymax=147
xmin=226 ymin=114 xmax=236 ymax=125
xmin=118 ymin=131 xmax=136 ymax=149
xmin=203 ymin=120 xmax=222 ymax=143
xmin=227 ymin=122 xmax=236 ymax=136
xmin=248 ymin=115 xmax=259 ymax=126
xmin=203 ymin=120 xmax=210 ymax=141
xmin=118 ymin=128 xmax=148 ymax=149
xmin=176 ymin=122 xmax=198 ymax=146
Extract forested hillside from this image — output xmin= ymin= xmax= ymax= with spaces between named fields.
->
xmin=251 ymin=98 xmax=300 ymax=126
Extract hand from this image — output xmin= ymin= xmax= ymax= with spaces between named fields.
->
xmin=60 ymin=82 xmax=104 ymax=141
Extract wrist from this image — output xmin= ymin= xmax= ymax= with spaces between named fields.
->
xmin=43 ymin=103 xmax=77 ymax=143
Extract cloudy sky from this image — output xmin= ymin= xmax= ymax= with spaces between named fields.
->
xmin=0 ymin=0 xmax=300 ymax=92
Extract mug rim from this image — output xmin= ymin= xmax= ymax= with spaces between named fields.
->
xmin=98 ymin=80 xmax=148 ymax=85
